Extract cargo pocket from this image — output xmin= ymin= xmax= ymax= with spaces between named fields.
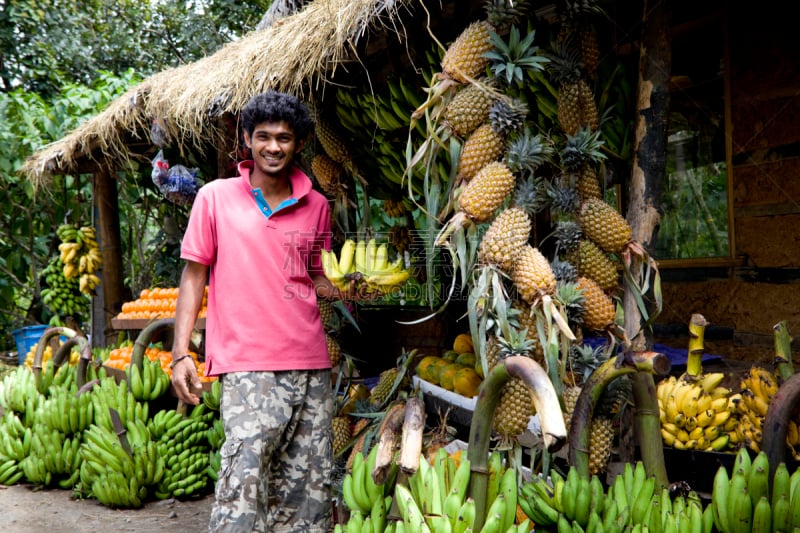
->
xmin=215 ymin=438 xmax=243 ymax=502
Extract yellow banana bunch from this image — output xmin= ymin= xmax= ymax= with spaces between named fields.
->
xmin=321 ymin=239 xmax=411 ymax=294
xmin=657 ymin=373 xmax=736 ymax=451
xmin=733 ymin=365 xmax=781 ymax=453
xmin=56 ymin=223 xmax=102 ymax=294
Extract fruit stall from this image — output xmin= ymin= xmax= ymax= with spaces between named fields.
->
xmin=7 ymin=0 xmax=800 ymax=532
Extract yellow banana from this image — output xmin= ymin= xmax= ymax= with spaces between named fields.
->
xmin=365 ymin=238 xmax=377 ymax=272
xmin=373 ymin=243 xmax=389 ymax=272
xmin=338 ymin=239 xmax=356 ymax=275
xmin=354 ymin=240 xmax=367 ymax=272
xmin=700 ymin=372 xmax=726 ymax=393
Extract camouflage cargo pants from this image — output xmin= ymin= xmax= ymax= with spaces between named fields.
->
xmin=208 ymin=369 xmax=333 ymax=533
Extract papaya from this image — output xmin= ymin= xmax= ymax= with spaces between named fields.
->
xmin=455 ymin=352 xmax=476 ymax=367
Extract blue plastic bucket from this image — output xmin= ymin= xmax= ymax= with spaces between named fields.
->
xmin=11 ymin=325 xmax=48 ymax=365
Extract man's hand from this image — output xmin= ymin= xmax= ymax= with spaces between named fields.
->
xmin=171 ymin=357 xmax=203 ymax=405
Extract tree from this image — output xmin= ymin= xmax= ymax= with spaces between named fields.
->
xmin=0 ymin=0 xmax=270 ymax=97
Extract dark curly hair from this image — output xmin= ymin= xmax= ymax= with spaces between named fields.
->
xmin=240 ymin=91 xmax=312 ymax=141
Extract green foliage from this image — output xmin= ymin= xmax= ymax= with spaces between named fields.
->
xmin=0 ymin=71 xmax=140 ymax=342
xmin=0 ymin=0 xmax=270 ymax=97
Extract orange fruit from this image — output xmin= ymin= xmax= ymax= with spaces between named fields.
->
xmin=453 ymin=333 xmax=474 ymax=354
xmin=453 ymin=366 xmax=482 ymax=397
xmin=439 ymin=363 xmax=466 ymax=391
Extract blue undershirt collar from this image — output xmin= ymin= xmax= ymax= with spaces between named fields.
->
xmin=252 ymin=188 xmax=297 ymax=218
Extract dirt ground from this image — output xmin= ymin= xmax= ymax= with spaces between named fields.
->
xmin=0 ymin=484 xmax=213 ymax=533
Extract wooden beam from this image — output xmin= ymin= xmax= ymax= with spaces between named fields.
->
xmin=93 ymin=168 xmax=126 ymax=347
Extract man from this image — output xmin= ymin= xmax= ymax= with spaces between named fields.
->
xmin=170 ymin=90 xmax=354 ymax=532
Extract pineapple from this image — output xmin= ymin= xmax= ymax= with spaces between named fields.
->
xmin=478 ymin=207 xmax=531 ymax=273
xmin=560 ymin=128 xmax=606 ymax=202
xmin=326 ymin=333 xmax=342 ymax=366
xmin=588 ymin=417 xmax=614 ymax=475
xmin=576 ymin=276 xmax=615 ymax=331
xmin=317 ymin=298 xmax=339 ymax=332
xmin=547 ymin=37 xmax=599 ymax=135
xmin=458 ymin=161 xmax=516 ymax=222
xmin=441 ymin=21 xmax=494 ymax=84
xmin=558 ymin=0 xmax=604 ymax=79
xmin=574 ymin=239 xmax=620 ymax=291
xmin=512 ymin=299 xmax=545 ymax=363
xmin=315 ymin=117 xmax=354 ymax=171
xmin=511 ymin=244 xmax=557 ymax=304
xmin=455 ymin=123 xmax=507 ymax=181
xmin=491 ymin=328 xmax=539 ymax=446
xmin=443 ymin=81 xmax=497 ymax=138
xmin=332 ymin=415 xmax=351 ymax=456
xmin=369 ymin=366 xmax=409 ymax=407
xmin=579 ymin=197 xmax=632 ymax=254
xmin=311 ymin=153 xmax=345 ymax=197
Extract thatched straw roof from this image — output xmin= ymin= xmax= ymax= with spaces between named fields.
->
xmin=23 ymin=0 xmax=415 ymax=186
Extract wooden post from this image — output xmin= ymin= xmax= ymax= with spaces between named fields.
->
xmin=624 ymin=0 xmax=672 ymax=488
xmin=93 ymin=167 xmax=125 ymax=348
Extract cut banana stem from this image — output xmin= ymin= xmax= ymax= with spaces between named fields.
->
xmin=773 ymin=320 xmax=795 ymax=381
xmin=397 ymin=397 xmax=425 ymax=475
xmin=373 ymin=402 xmax=406 ymax=485
xmin=467 ymin=355 xmax=565 ymax=532
xmin=686 ymin=313 xmax=709 ymax=377
xmin=762 ymin=371 xmax=800 ymax=474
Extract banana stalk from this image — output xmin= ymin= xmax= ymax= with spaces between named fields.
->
xmin=568 ymin=351 xmax=671 ymax=480
xmin=685 ymin=313 xmax=708 ymax=377
xmin=761 ymin=371 xmax=800 ymax=474
xmin=466 ymin=355 xmax=566 ymax=531
xmin=773 ymin=320 xmax=795 ymax=382
xmin=397 ymin=397 xmax=425 ymax=475
xmin=32 ymin=326 xmax=79 ymax=389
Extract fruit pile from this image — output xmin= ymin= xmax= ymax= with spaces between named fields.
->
xmin=414 ymin=333 xmax=483 ymax=398
xmin=55 ymin=223 xmax=102 ymax=295
xmin=23 ymin=341 xmax=80 ymax=368
xmin=115 ymin=286 xmax=208 ymax=320
xmin=0 ymin=354 xmax=223 ymax=506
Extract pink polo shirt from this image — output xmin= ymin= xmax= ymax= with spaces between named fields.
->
xmin=180 ymin=161 xmax=332 ymax=376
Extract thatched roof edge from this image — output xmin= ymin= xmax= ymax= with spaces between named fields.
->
xmin=22 ymin=0 xmax=414 ymax=186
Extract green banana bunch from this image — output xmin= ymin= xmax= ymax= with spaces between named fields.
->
xmin=341 ymin=443 xmax=385 ymax=516
xmin=710 ymin=448 xmax=800 ymax=533
xmin=41 ymin=256 xmax=90 ymax=319
xmin=0 ymin=457 xmax=24 ymax=486
xmin=0 ymin=365 xmax=40 ymax=414
xmin=90 ymin=377 xmax=149 ymax=432
xmin=127 ymin=356 xmax=170 ymax=401
xmin=202 ymin=378 xmax=222 ymax=411
xmin=152 ymin=407 xmax=213 ymax=500
xmin=39 ymin=388 xmax=93 ymax=435
xmin=0 ymin=411 xmax=31 ymax=463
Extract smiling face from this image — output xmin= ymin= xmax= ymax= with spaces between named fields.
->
xmin=243 ymin=120 xmax=305 ymax=182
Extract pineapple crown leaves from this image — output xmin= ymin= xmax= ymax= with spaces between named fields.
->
xmin=545 ymin=36 xmax=584 ymax=85
xmin=485 ymin=25 xmax=549 ymax=87
xmin=511 ymin=175 xmax=549 ymax=215
xmin=504 ymin=127 xmax=555 ymax=176
xmin=552 ymin=219 xmax=583 ymax=254
xmin=551 ymin=257 xmax=579 ymax=283
xmin=554 ymin=279 xmax=586 ymax=324
xmin=496 ymin=323 xmax=538 ymax=359
xmin=567 ymin=341 xmax=607 ymax=383
xmin=557 ymin=0 xmax=606 ymax=23
xmin=489 ymin=97 xmax=529 ymax=137
xmin=547 ymin=180 xmax=581 ymax=216
xmin=560 ymin=127 xmax=607 ymax=170
xmin=484 ymin=0 xmax=529 ymax=32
